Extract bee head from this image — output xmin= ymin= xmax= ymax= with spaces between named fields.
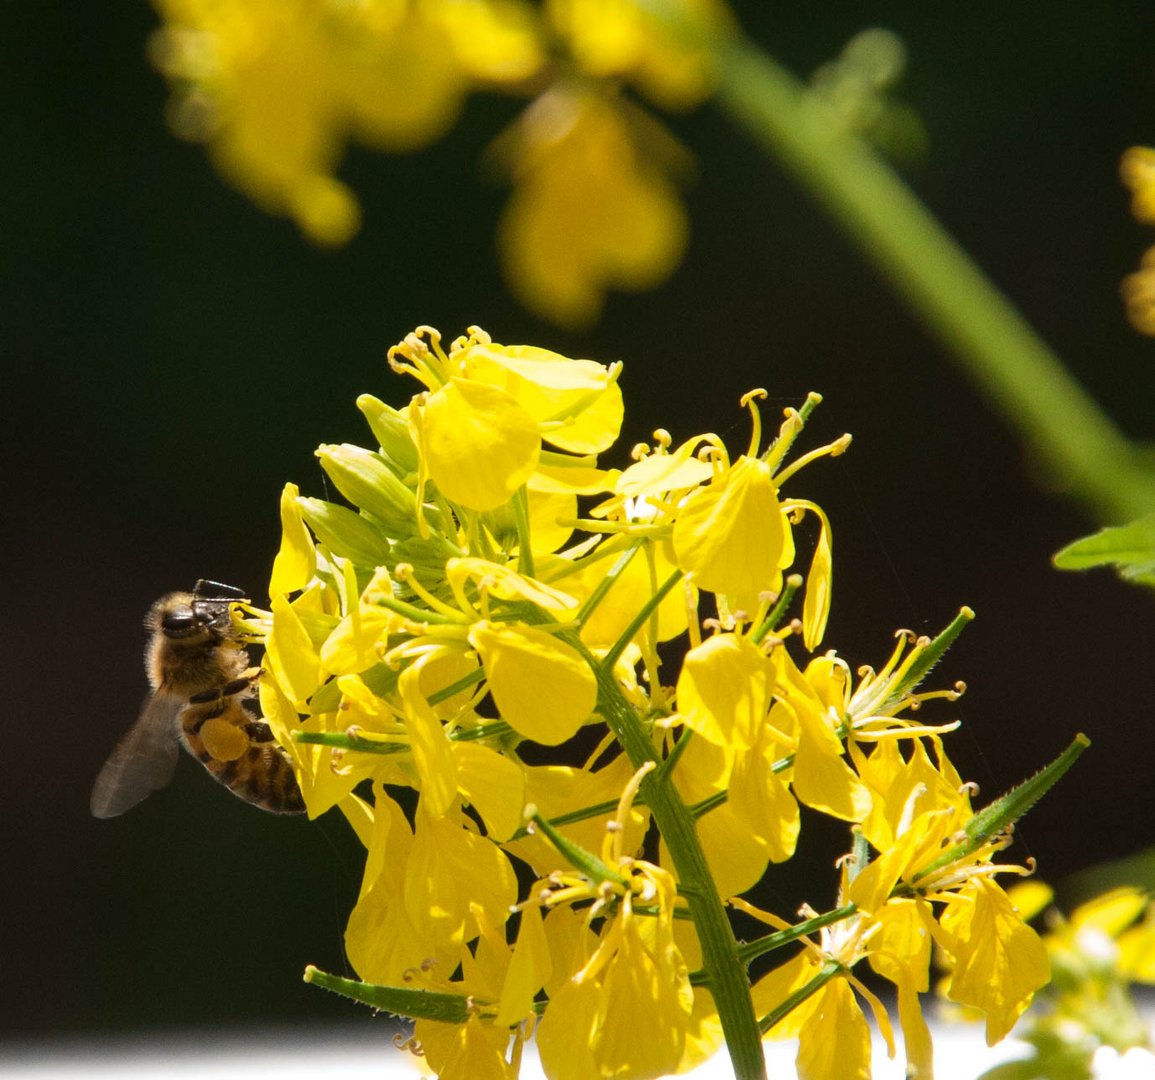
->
xmin=149 ymin=592 xmax=235 ymax=639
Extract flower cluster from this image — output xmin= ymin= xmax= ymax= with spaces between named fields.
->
xmin=148 ymin=0 xmax=732 ymax=326
xmin=242 ymin=325 xmax=1081 ymax=1080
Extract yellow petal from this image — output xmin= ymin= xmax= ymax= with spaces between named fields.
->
xmin=540 ymin=904 xmax=599 ymax=1000
xmin=802 ymin=517 xmax=833 ymax=650
xmin=868 ymin=899 xmax=932 ymax=992
xmin=413 ymin=378 xmax=540 ymax=511
xmin=792 ymin=703 xmax=871 ymax=822
xmin=676 ymin=632 xmax=773 ymax=749
xmin=452 ymin=741 xmax=526 ymax=842
xmin=1069 ymin=885 xmax=1147 ymax=936
xmin=592 ymin=914 xmax=691 ymax=1078
xmin=496 ymin=903 xmax=552 ymax=1028
xmin=418 ymin=1014 xmax=515 ymax=1080
xmin=266 ymin=593 xmax=324 ymax=708
xmin=318 ymin=605 xmax=399 ymax=675
xmin=729 ymin=743 xmax=800 ymax=864
xmin=460 ymin=341 xmax=624 ymax=454
xmin=469 ymin=621 xmax=596 ymax=744
xmin=344 ymin=791 xmax=442 ymax=983
xmin=796 ymin=978 xmax=871 ymax=1080
xmin=940 ymin=878 xmax=1050 ymax=1045
xmin=398 ymin=664 xmax=458 ymax=818
xmin=672 ymin=455 xmax=786 ymax=597
xmin=751 ymin=952 xmax=823 ymax=1039
xmin=270 ymin=482 xmax=316 ymax=596
xmin=405 ymin=803 xmax=518 ymax=951
xmin=535 ymin=977 xmax=603 ymax=1080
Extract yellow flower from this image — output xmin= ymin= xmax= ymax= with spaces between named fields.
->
xmin=495 ymin=87 xmax=690 ymax=328
xmin=937 ymin=877 xmax=1050 ymax=1044
xmin=346 ymin=793 xmax=518 ymax=986
xmin=547 ymin=0 xmax=729 ymax=110
xmin=390 ymin=325 xmax=623 ymax=513
xmin=536 ymin=863 xmax=693 ymax=1080
xmin=151 ymin=0 xmax=544 ymax=245
xmin=750 ymin=913 xmax=898 ymax=1080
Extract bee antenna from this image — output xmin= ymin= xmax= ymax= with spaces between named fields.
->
xmin=193 ymin=579 xmax=248 ymax=601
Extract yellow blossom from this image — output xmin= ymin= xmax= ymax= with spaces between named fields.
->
xmin=536 ymin=864 xmax=693 ymax=1080
xmin=937 ymin=877 xmax=1050 ymax=1044
xmin=547 ymin=0 xmax=729 ymax=110
xmin=151 ymin=0 xmax=543 ymax=245
xmin=673 ymin=454 xmax=788 ymax=598
xmin=496 ymin=87 xmax=689 ymax=328
xmin=468 ymin=621 xmax=597 ymax=745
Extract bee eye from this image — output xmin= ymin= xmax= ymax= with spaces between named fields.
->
xmin=162 ymin=611 xmax=196 ymax=632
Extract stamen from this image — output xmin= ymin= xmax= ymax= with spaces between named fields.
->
xmin=774 ymin=433 xmax=853 ymax=486
xmin=394 ymin=563 xmax=466 ymax=620
xmin=740 ymin=388 xmax=768 ymax=458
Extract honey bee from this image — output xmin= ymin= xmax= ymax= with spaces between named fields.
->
xmin=90 ymin=581 xmax=305 ymax=818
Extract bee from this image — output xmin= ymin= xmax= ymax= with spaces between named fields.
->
xmin=90 ymin=581 xmax=305 ymax=818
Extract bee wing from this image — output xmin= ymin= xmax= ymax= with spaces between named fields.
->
xmin=90 ymin=693 xmax=183 ymax=819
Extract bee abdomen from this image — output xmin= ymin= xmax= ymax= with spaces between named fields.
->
xmin=181 ymin=692 xmax=306 ymax=815
xmin=205 ymin=745 xmax=306 ymax=815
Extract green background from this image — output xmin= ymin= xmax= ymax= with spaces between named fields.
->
xmin=6 ymin=0 xmax=1155 ymax=1043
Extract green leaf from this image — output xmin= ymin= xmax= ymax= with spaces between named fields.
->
xmin=1053 ymin=512 xmax=1155 ymax=585
xmin=303 ymin=966 xmax=475 ymax=1022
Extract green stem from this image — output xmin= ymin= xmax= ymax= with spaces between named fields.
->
xmin=570 ymin=636 xmax=767 ymax=1080
xmin=631 ymin=3 xmax=1155 ymax=521
xmin=709 ymin=31 xmax=1155 ymax=521
xmin=601 ymin=567 xmax=684 ymax=672
xmin=757 ymin=961 xmax=842 ymax=1035
xmin=737 ymin=903 xmax=858 ymax=965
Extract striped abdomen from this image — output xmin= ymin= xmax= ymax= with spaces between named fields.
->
xmin=180 ymin=679 xmax=305 ymax=815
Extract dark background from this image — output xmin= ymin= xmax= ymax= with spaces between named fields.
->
xmin=6 ymin=0 xmax=1155 ymax=1044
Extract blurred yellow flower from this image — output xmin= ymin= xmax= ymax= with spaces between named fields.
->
xmin=150 ymin=0 xmax=543 ymax=245
xmin=495 ymin=88 xmax=690 ymax=328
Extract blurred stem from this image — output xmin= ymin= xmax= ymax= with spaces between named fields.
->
xmin=662 ymin=8 xmax=1155 ymax=522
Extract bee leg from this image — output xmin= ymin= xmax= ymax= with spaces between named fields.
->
xmin=184 ymin=676 xmax=262 ymax=763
